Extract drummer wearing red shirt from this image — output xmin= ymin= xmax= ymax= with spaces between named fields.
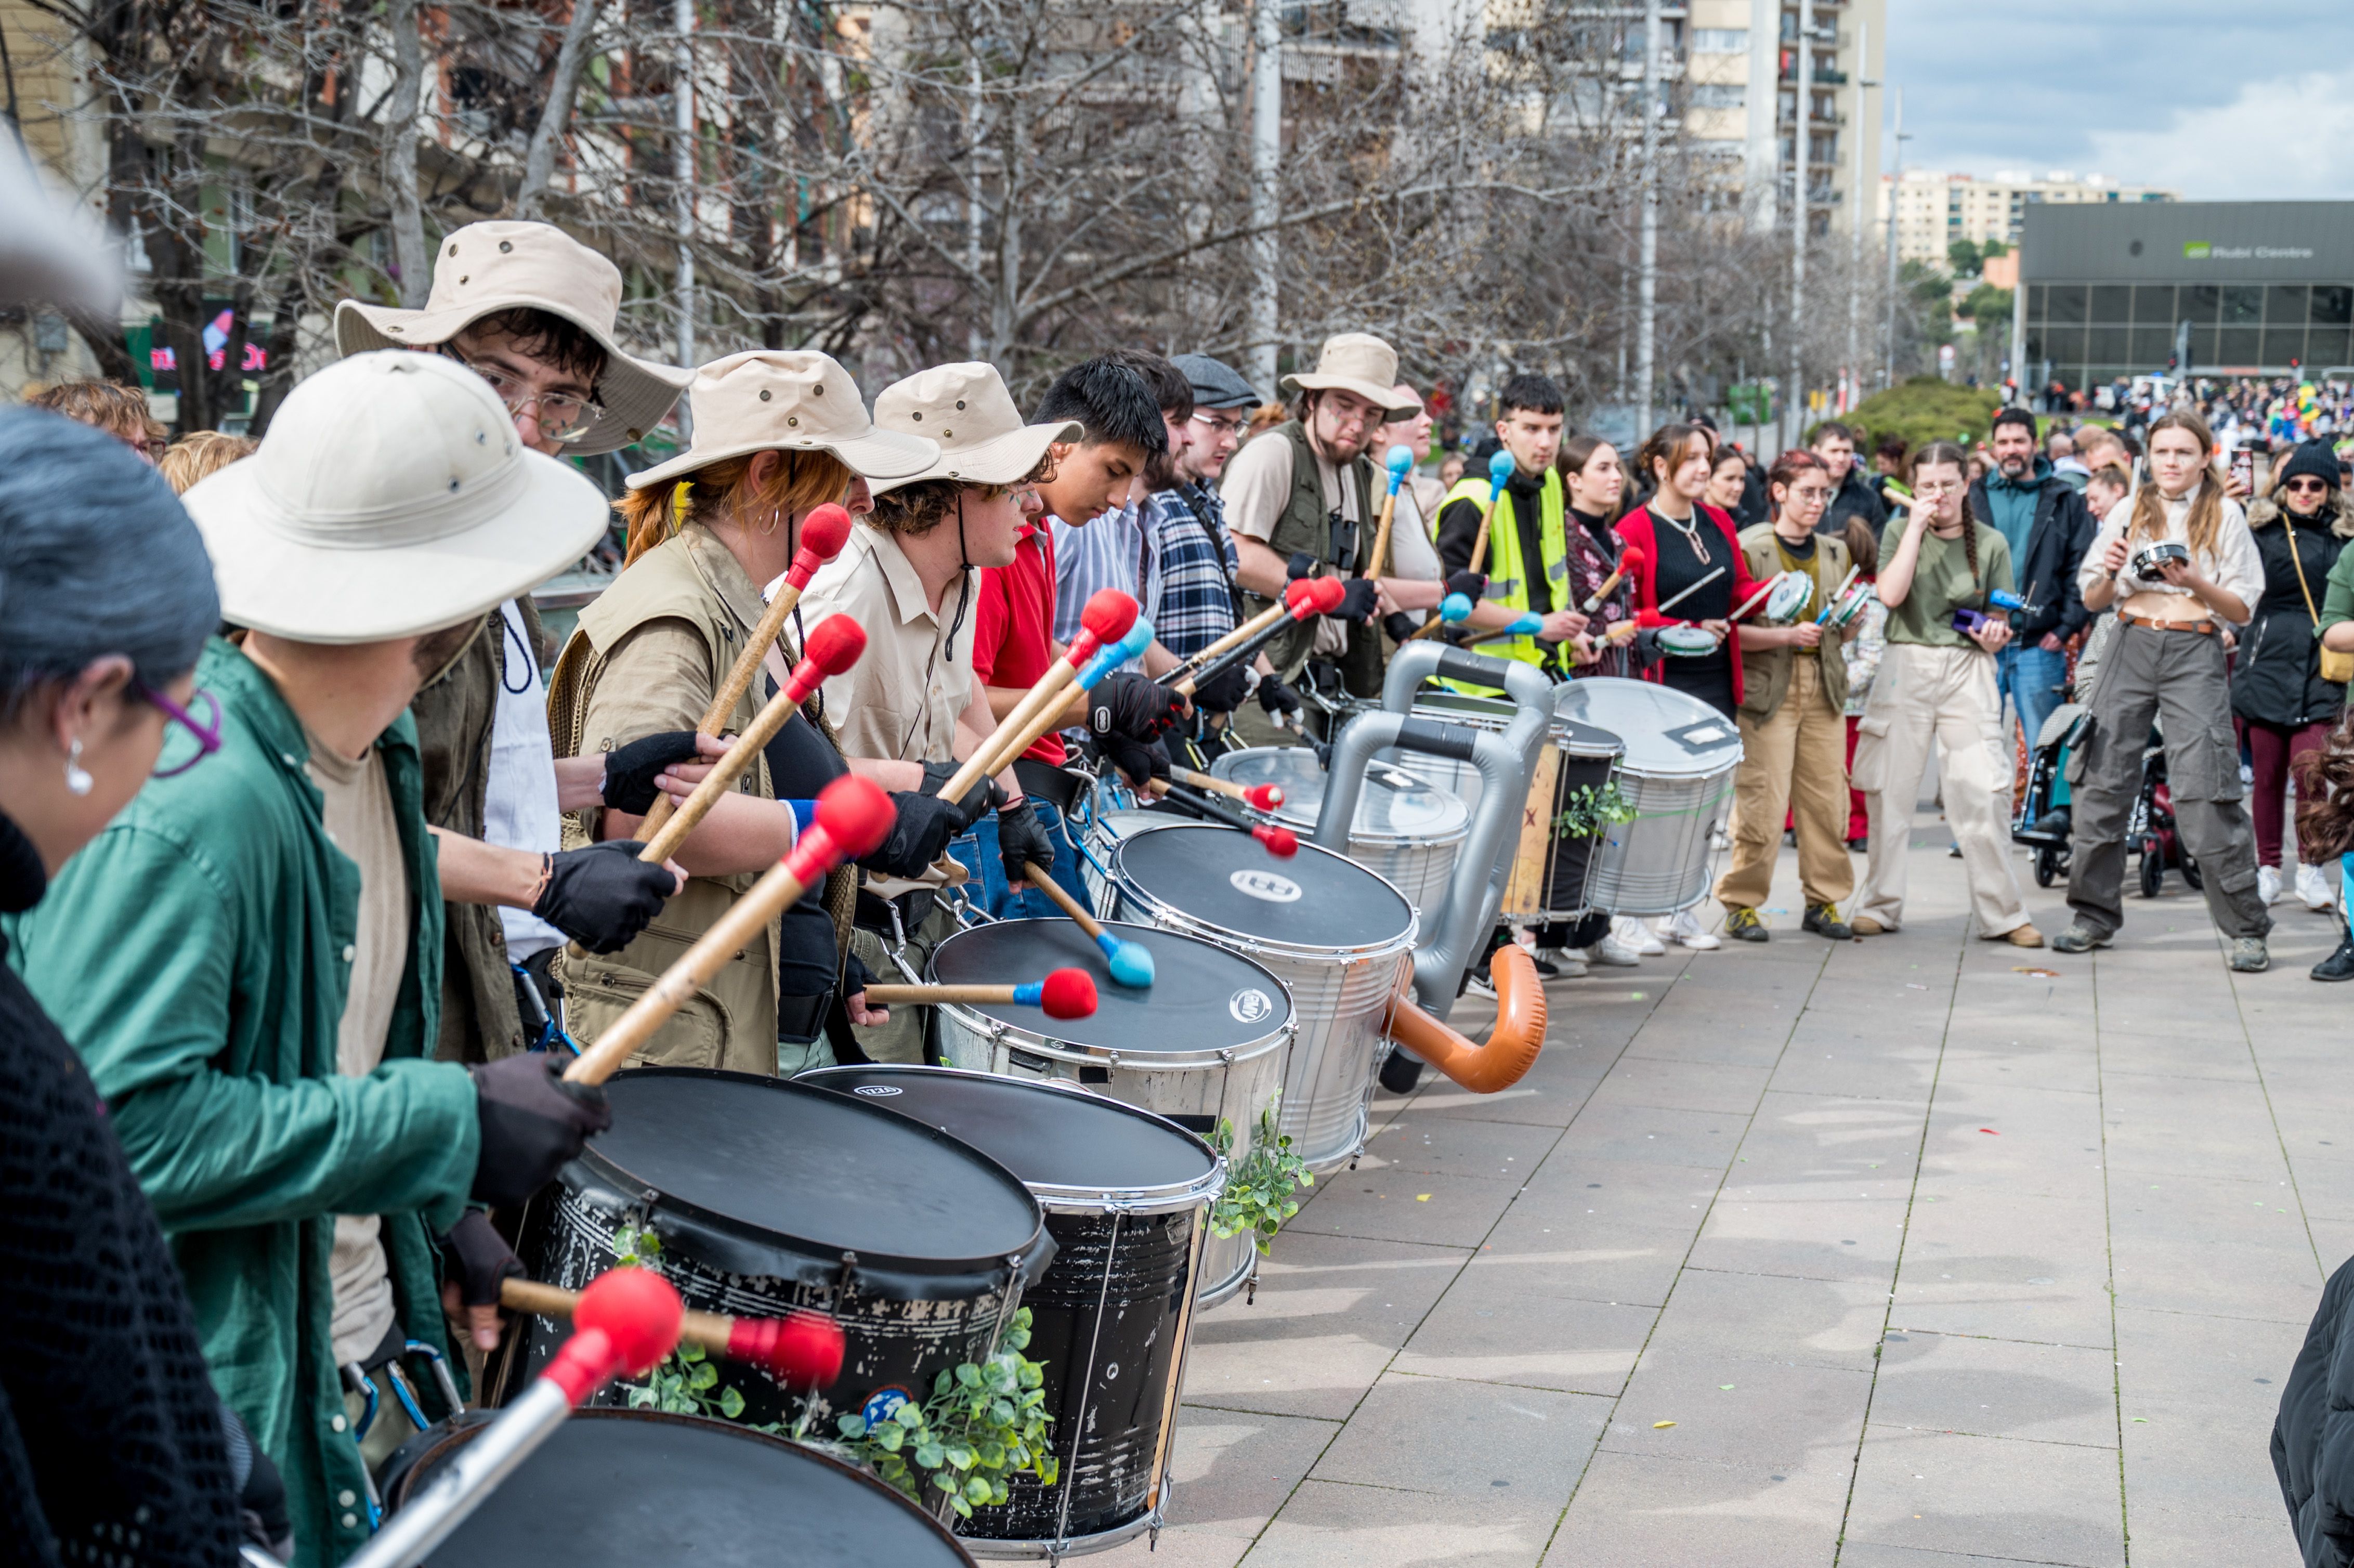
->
xmin=970 ymin=358 xmax=1176 ymax=918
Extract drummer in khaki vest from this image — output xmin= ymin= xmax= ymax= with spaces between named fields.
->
xmin=799 ymin=363 xmax=1081 ymax=1063
xmin=547 ymin=351 xmax=937 ymax=1072
xmin=1715 ymin=451 xmax=1861 ymax=943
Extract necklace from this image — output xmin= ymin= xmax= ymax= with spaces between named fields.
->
xmin=1654 ymin=502 xmax=1710 ymax=565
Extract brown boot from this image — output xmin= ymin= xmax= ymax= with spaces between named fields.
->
xmin=1997 ymin=924 xmax=2045 ymax=948
xmin=1851 ymin=916 xmax=1890 ymax=936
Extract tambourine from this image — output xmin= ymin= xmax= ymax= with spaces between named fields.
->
xmin=2130 ymin=541 xmax=2190 ymax=579
xmin=1655 ymin=624 xmax=1723 ymax=658
xmin=1824 ymin=580 xmax=1875 ymax=629
xmin=1762 ymin=570 xmax=1814 ymax=624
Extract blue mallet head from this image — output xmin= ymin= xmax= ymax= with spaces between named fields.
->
xmin=1487 ymin=448 xmax=1517 ymax=495
xmin=1078 ymin=618 xmax=1157 ymax=687
xmin=1384 ymin=444 xmax=1415 ymax=490
xmin=1097 ymin=929 xmax=1156 ymax=988
xmin=1508 ymin=611 xmax=1544 ymax=636
xmin=1439 ymin=592 xmax=1473 ymax=624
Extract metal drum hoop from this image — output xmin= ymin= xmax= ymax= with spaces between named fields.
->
xmin=1107 ymin=825 xmax=1421 ymax=964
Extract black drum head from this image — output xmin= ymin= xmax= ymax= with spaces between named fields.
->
xmin=928 ymin=918 xmax=1290 ymax=1052
xmin=804 ymin=1066 xmax=1217 ymax=1194
xmin=1114 ymin=823 xmax=1414 ymax=947
xmin=404 ymin=1410 xmax=969 ymax=1565
xmin=588 ymin=1069 xmax=1042 ymax=1270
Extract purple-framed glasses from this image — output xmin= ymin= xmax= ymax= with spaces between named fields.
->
xmin=140 ymin=683 xmax=223 ymax=777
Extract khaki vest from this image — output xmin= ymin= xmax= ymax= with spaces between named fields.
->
xmin=1238 ymin=420 xmax=1382 ymax=690
xmin=1734 ymin=523 xmax=1851 ymax=721
xmin=544 ymin=525 xmax=789 ymax=1076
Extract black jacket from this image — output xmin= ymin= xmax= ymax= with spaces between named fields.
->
xmin=1965 ymin=471 xmax=2095 ymax=642
xmin=2276 ymin=1253 xmax=2354 ymax=1567
xmin=2232 ymin=494 xmax=2352 ymax=728
xmin=1818 ymin=468 xmax=1888 ymax=540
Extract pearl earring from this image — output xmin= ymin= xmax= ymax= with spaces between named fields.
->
xmin=65 ymin=738 xmax=93 ymax=797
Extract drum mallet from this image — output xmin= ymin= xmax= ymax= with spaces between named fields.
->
xmin=1145 ymin=780 xmax=1301 ymax=857
xmin=1728 ymin=576 xmax=1780 ymax=622
xmin=565 ymin=777 xmax=896 ymax=1085
xmin=1360 ymin=444 xmax=1416 ymax=586
xmin=862 ymin=969 xmax=1099 ymax=1019
xmin=1409 ymin=450 xmax=1516 ymax=641
xmin=1169 ymin=765 xmax=1283 ymax=812
xmin=1650 ymin=563 xmax=1727 ymax=619
xmin=972 ymin=615 xmax=1156 ymax=789
xmin=1021 ymin=866 xmax=1157 ymax=989
xmin=1463 ymin=611 xmax=1546 ymax=648
xmin=1811 ymin=564 xmax=1863 ymax=624
xmin=499 ymin=1277 xmax=846 ymax=1391
xmin=342 ymin=1269 xmax=683 ymax=1568
xmin=633 ymin=504 xmax=854 ymax=845
xmin=1171 ymin=576 xmax=1344 ymax=697
xmin=940 ymin=589 xmax=1139 ymax=803
xmin=1405 ymin=591 xmax=1476 ymax=642
xmin=1580 ymin=544 xmax=1642 ymax=615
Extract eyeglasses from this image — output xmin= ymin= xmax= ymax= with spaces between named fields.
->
xmin=141 ymin=684 xmax=222 ymax=778
xmin=1912 ymin=480 xmax=1964 ymax=496
xmin=1190 ymin=412 xmax=1246 ymax=438
xmin=442 ymin=351 xmax=604 ymax=443
xmin=2284 ymin=477 xmax=2330 ymax=494
xmin=1786 ymin=485 xmax=1833 ymax=502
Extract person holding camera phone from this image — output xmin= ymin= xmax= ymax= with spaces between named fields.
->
xmin=2053 ymin=411 xmax=2272 ymax=969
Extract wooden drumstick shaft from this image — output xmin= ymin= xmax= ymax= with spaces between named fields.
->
xmin=634 ymin=578 xmax=809 ymax=844
xmin=1166 ymin=599 xmax=1289 ymax=685
xmin=501 ymin=1277 xmax=739 ymax=1359
xmin=635 ymin=680 xmax=798 ymax=867
xmin=862 ymin=983 xmax=1025 ymax=1005
xmin=939 ymin=661 xmax=1081 ymax=805
xmin=1362 ymin=485 xmax=1402 ymax=587
xmin=1024 ymin=863 xmax=1110 ymax=944
xmin=1729 ymin=576 xmax=1778 ymax=622
xmin=1169 ymin=766 xmax=1251 ymax=802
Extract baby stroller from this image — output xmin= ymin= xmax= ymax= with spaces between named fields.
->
xmin=2127 ymin=722 xmax=2201 ymax=900
xmin=2012 ymin=706 xmax=2200 ymax=898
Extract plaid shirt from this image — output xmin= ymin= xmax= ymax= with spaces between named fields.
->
xmin=1143 ymin=482 xmax=1241 ymax=659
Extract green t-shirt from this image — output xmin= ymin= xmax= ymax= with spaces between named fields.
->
xmin=1885 ymin=521 xmax=2014 ymax=648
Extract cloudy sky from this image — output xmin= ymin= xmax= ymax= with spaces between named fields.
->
xmin=1884 ymin=0 xmax=2354 ymax=199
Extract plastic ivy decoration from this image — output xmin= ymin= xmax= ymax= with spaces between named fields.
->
xmin=1552 ymin=781 xmax=1637 ymax=840
xmin=835 ymin=1308 xmax=1057 ymax=1519
xmin=1208 ymin=1098 xmax=1313 ymax=1255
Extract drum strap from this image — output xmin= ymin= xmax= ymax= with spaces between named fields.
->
xmin=1013 ymin=757 xmax=1087 ymax=814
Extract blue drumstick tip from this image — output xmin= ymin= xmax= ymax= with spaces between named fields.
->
xmin=1440 ymin=593 xmax=1473 ymax=623
xmin=1385 ymin=444 xmax=1414 ymax=481
xmin=1100 ymin=932 xmax=1156 ymax=988
xmin=1012 ymin=982 xmax=1042 ymax=1007
xmin=1487 ymin=449 xmax=1517 ymax=490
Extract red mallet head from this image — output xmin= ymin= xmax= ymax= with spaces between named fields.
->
xmin=726 ymin=1308 xmax=846 ymax=1391
xmin=789 ymin=504 xmax=855 ymax=583
xmin=1241 ymin=782 xmax=1285 ymax=812
xmin=805 ymin=613 xmax=867 ymax=676
xmin=813 ymin=775 xmax=896 ymax=861
xmin=575 ymin=1266 xmax=684 ymax=1379
xmin=1308 ymin=577 xmax=1347 ymax=613
xmin=1616 ymin=544 xmax=1643 ymax=571
xmin=1039 ymin=967 xmax=1099 ymax=1020
xmin=1079 ymin=589 xmax=1140 ymax=648
xmin=1254 ymin=825 xmax=1300 ymax=857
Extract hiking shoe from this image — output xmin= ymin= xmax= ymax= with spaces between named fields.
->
xmin=1995 ymin=923 xmax=2045 ymax=948
xmin=2228 ymin=936 xmax=2270 ymax=973
xmin=1802 ymin=904 xmax=1852 ymax=940
xmin=1724 ymin=906 xmax=1770 ymax=943
xmin=2049 ymin=923 xmax=2108 ymax=954
xmin=1850 ymin=915 xmax=1890 ymax=936
xmin=2314 ymin=929 xmax=2354 ymax=982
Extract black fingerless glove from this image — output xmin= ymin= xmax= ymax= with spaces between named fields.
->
xmin=1258 ymin=674 xmax=1301 ymax=719
xmin=1382 ymin=611 xmax=1420 ymax=644
xmin=469 ymin=1053 xmax=612 ymax=1208
xmin=599 ymin=730 xmax=707 ymax=815
xmin=864 ymin=791 xmax=976 ymax=879
xmin=919 ymin=760 xmax=1001 ymax=830
xmin=1445 ymin=569 xmax=1488 ymax=602
xmin=1192 ymin=663 xmax=1252 ymax=714
xmin=1286 ymin=551 xmax=1317 ymax=581
xmin=997 ymin=799 xmax=1056 ymax=886
xmin=1102 ymin=734 xmax=1171 ymax=791
xmin=1090 ymin=671 xmax=1185 ymax=741
xmin=1327 ymin=578 xmax=1379 ymax=622
xmin=439 ymin=1208 xmax=525 ymax=1308
xmin=533 ymin=841 xmax=675 ymax=954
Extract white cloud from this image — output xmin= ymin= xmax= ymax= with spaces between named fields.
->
xmin=2087 ymin=67 xmax=2354 ymax=200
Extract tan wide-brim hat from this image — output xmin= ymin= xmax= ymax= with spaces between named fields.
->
xmin=625 ymin=350 xmax=937 ymax=490
xmin=866 ymin=362 xmax=1082 ymax=496
xmin=180 ymin=352 xmax=611 ymax=644
xmin=334 ymin=221 xmax=692 ymax=457
xmin=1280 ymin=332 xmax=1420 ymax=416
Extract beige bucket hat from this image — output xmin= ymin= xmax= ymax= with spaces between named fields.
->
xmin=1280 ymin=333 xmax=1420 ymax=415
xmin=867 ymin=362 xmax=1082 ymax=496
xmin=179 ymin=352 xmax=611 ymax=644
xmin=625 ymin=350 xmax=938 ymax=491
xmin=333 ymin=220 xmax=692 ymax=456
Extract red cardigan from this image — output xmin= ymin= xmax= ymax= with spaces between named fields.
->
xmin=1612 ymin=502 xmax=1762 ymax=707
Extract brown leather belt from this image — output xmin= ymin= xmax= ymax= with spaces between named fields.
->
xmin=2118 ymin=609 xmax=2217 ymax=636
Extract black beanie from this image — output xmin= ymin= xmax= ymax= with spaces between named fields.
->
xmin=2277 ymin=441 xmax=2339 ymax=492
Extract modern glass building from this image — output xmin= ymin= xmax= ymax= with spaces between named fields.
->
xmin=2016 ymin=201 xmax=2354 ymax=394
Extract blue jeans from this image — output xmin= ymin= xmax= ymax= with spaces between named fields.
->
xmin=1996 ymin=642 xmax=2069 ymax=755
xmin=948 ymin=798 xmax=1093 ymax=921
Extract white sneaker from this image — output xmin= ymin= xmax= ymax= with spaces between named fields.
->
xmin=1536 ymin=946 xmax=1590 ymax=978
xmin=1615 ymin=916 xmax=1667 ymax=957
xmin=1586 ymin=935 xmax=1642 ymax=967
xmin=1664 ymin=908 xmax=1722 ymax=951
xmin=2298 ymin=861 xmax=2337 ymax=912
xmin=2258 ymin=864 xmax=2282 ymax=905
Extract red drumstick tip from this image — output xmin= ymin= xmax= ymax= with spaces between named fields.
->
xmin=814 ymin=775 xmax=896 ymax=860
xmin=573 ymin=1267 xmax=684 ymax=1377
xmin=1309 ymin=577 xmax=1347 ymax=613
xmin=1617 ymin=544 xmax=1644 ymax=568
xmin=805 ymin=613 xmax=867 ymax=675
xmin=1256 ymin=826 xmax=1300 ymax=858
xmin=799 ymin=504 xmax=854 ymax=564
xmin=1243 ymin=783 xmax=1285 ymax=812
xmin=727 ymin=1308 xmax=846 ymax=1391
xmin=1039 ymin=967 xmax=1099 ymax=1020
xmin=1080 ymin=589 xmax=1140 ymax=644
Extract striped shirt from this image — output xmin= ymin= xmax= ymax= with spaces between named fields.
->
xmin=1143 ymin=483 xmax=1241 ymax=659
xmin=1050 ymin=504 xmax=1159 ymax=671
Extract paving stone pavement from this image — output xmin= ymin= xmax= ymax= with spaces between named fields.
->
xmin=1091 ymin=800 xmax=2346 ymax=1567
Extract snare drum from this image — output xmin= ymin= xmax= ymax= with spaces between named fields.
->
xmin=1104 ymin=822 xmax=1416 ymax=1173
xmin=1551 ymin=677 xmax=1742 ymax=916
xmin=2131 ymin=540 xmax=2190 ymax=579
xmin=508 ymin=1069 xmax=1052 ymax=1431
xmin=1210 ymin=746 xmax=1469 ymax=919
xmin=1654 ymin=624 xmax=1723 ymax=657
xmin=923 ymin=917 xmax=1291 ymax=1306
xmin=805 ymin=1067 xmax=1219 ymax=1558
xmin=1762 ymin=571 xmax=1814 ymax=623
xmin=1076 ymin=806 xmax=1167 ymax=914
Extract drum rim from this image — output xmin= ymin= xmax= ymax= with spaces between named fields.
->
xmin=1398 ymin=698 xmax=1625 ymax=761
xmin=584 ymin=1067 xmax=1050 ymax=1275
xmin=799 ymin=1063 xmax=1230 ymax=1214
xmin=1210 ymin=747 xmax=1472 ymax=846
xmin=1551 ymin=679 xmax=1743 ymax=778
xmin=389 ymin=1407 xmax=978 ymax=1561
xmin=1107 ymin=826 xmax=1420 ymax=961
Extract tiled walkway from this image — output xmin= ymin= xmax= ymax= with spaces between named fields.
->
xmin=1097 ymin=801 xmax=2346 ymax=1567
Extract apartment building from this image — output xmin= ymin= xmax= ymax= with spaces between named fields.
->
xmin=1880 ymin=169 xmax=2176 ymax=269
xmin=1682 ymin=0 xmax=1884 ymax=239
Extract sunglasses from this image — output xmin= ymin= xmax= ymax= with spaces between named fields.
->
xmin=141 ymin=683 xmax=223 ymax=778
xmin=2284 ymin=477 xmax=2331 ymax=494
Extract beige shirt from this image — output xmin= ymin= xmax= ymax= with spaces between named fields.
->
xmin=800 ymin=521 xmax=977 ymax=765
xmin=2081 ymin=487 xmax=2264 ymax=626
xmin=1221 ymin=429 xmax=1364 ymax=656
xmin=309 ymin=731 xmax=411 ymax=1370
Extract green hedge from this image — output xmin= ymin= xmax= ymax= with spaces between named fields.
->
xmin=1809 ymin=377 xmax=2005 ymax=457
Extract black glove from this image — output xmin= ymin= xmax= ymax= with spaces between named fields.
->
xmin=1192 ymin=662 xmax=1252 ymax=714
xmin=1382 ymin=611 xmax=1420 ymax=644
xmin=864 ymin=790 xmax=977 ymax=879
xmin=1101 ymin=733 xmax=1171 ymax=791
xmin=919 ymin=760 xmax=1001 ymax=829
xmin=1445 ymin=569 xmax=1488 ymax=602
xmin=1326 ymin=578 xmax=1379 ymax=622
xmin=533 ymin=841 xmax=676 ymax=955
xmin=599 ymin=730 xmax=707 ymax=815
xmin=1286 ymin=551 xmax=1317 ymax=581
xmin=997 ymin=799 xmax=1056 ymax=887
xmin=1258 ymin=674 xmax=1302 ymax=721
xmin=469 ymin=1053 xmax=612 ymax=1208
xmin=844 ymin=948 xmax=877 ymax=997
xmin=221 ymin=1403 xmax=293 ymax=1561
xmin=438 ymin=1207 xmax=524 ymax=1309
xmin=1090 ymin=671 xmax=1185 ymax=742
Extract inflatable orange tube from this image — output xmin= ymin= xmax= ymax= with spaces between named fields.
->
xmin=1384 ymin=946 xmax=1547 ymax=1093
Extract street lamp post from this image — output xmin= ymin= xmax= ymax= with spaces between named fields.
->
xmin=1634 ymin=0 xmax=1662 ymax=437
xmin=1786 ymin=0 xmax=1812 ymax=451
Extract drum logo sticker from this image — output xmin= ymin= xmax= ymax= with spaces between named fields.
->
xmin=1230 ymin=868 xmax=1302 ymax=904
xmin=852 ymin=1084 xmax=903 ymax=1097
xmin=1228 ymin=988 xmax=1275 ymax=1024
xmin=862 ymin=1387 xmax=913 ymax=1426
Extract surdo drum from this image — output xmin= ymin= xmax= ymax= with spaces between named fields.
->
xmin=384 ymin=1409 xmax=975 ymax=1566
xmin=1551 ymin=677 xmax=1743 ymax=916
xmin=805 ymin=1066 xmax=1221 ymax=1558
xmin=508 ymin=1069 xmax=1053 ymax=1432
xmin=923 ymin=917 xmax=1291 ymax=1308
xmin=1209 ymin=746 xmax=1469 ymax=921
xmin=1101 ymin=822 xmax=1417 ymax=1173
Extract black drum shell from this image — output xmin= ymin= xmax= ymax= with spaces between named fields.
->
xmin=383 ymin=1407 xmax=975 ymax=1565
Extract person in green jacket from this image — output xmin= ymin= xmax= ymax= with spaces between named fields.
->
xmin=3 ymin=351 xmax=634 ymax=1565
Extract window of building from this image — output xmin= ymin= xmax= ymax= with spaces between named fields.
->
xmin=1690 ymin=83 xmax=1744 ymax=109
xmin=1692 ymin=28 xmax=1746 ymax=52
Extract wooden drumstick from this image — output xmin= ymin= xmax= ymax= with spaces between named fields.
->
xmin=564 ymin=778 xmax=895 ymax=1084
xmin=1173 ymin=577 xmax=1343 ymax=696
xmin=633 ymin=504 xmax=853 ymax=844
xmin=1361 ymin=445 xmax=1416 ymax=587
xmin=861 ymin=969 xmax=1098 ymax=1018
xmin=936 ymin=590 xmax=1139 ymax=805
xmin=1169 ymin=766 xmax=1283 ymax=811
xmin=967 ymin=615 xmax=1156 ymax=789
xmin=1728 ymin=576 xmax=1779 ymax=623
xmin=1464 ymin=448 xmax=1518 ymax=577
xmin=1163 ymin=599 xmax=1289 ymax=685
xmin=1579 ymin=544 xmax=1643 ymax=615
xmin=1022 ymin=865 xmax=1156 ymax=988
xmin=500 ymin=1278 xmax=846 ymax=1389
xmin=1144 ymin=781 xmax=1302 ymax=857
